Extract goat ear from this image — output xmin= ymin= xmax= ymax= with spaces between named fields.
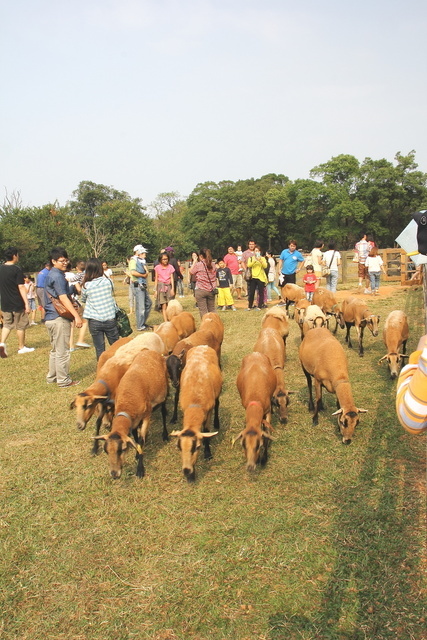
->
xmin=231 ymin=432 xmax=244 ymax=446
xmin=170 ymin=430 xmax=183 ymax=437
xmin=332 ymin=408 xmax=343 ymax=416
xmin=201 ymin=431 xmax=218 ymax=439
xmin=69 ymin=400 xmax=76 ymax=410
xmin=357 ymin=408 xmax=368 ymax=414
xmin=178 ymin=349 xmax=185 ymax=360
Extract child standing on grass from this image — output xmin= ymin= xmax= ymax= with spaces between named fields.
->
xmin=216 ymin=259 xmax=236 ymax=311
xmin=303 ymin=265 xmax=317 ymax=301
xmin=365 ymin=247 xmax=386 ymax=295
xmin=24 ymin=275 xmax=37 ymax=325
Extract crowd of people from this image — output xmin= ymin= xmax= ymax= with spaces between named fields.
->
xmin=0 ymin=237 xmax=425 ymax=436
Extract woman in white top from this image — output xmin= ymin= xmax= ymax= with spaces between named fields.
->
xmin=364 ymin=246 xmax=386 ymax=295
xmin=322 ymin=242 xmax=341 ymax=292
xmin=310 ymin=240 xmax=324 ymax=289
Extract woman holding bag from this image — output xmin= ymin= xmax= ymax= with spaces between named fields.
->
xmin=81 ymin=258 xmax=119 ymax=360
xmin=189 ymin=248 xmax=217 ymax=318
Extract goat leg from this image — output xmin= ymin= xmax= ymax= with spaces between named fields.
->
xmin=161 ymin=402 xmax=169 ymax=441
xmin=170 ymin=387 xmax=179 ymax=424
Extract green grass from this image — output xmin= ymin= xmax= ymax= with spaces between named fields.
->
xmin=1 ymin=283 xmax=426 ymax=640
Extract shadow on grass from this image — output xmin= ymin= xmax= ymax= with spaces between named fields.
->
xmin=268 ymin=374 xmax=425 ymax=640
xmin=269 ymin=288 xmax=426 ymax=640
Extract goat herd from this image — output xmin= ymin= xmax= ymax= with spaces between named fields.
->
xmin=70 ymin=284 xmax=409 ymax=482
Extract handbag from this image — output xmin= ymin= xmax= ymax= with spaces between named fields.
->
xmin=322 ymin=251 xmax=336 ymax=276
xmin=244 ymin=267 xmax=252 ymax=281
xmin=115 ymin=307 xmax=132 ymax=337
xmin=352 ymin=252 xmax=359 ymax=263
xmin=202 ymin=262 xmax=218 ymax=295
xmin=46 ymin=291 xmax=82 ymax=321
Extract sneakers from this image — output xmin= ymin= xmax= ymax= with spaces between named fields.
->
xmin=221 ymin=306 xmax=227 ymax=311
xmin=59 ymin=380 xmax=81 ymax=388
xmin=17 ymin=346 xmax=35 ymax=354
xmin=231 ymin=306 xmax=237 ymax=311
xmin=245 ymin=308 xmax=253 ymax=311
xmin=364 ymin=289 xmax=371 ymax=294
xmin=0 ymin=343 xmax=7 ymax=358
xmin=254 ymin=307 xmax=261 ymax=311
xmin=76 ymin=342 xmax=91 ymax=348
xmin=30 ymin=322 xmax=38 ymax=326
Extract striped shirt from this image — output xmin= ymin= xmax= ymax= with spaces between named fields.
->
xmin=189 ymin=261 xmax=217 ymax=291
xmin=81 ymin=276 xmax=117 ymax=321
xmin=396 ymin=347 xmax=427 ymax=435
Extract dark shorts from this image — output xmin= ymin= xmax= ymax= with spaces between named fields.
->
xmin=2 ymin=310 xmax=30 ymax=330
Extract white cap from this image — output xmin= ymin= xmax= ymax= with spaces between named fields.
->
xmin=133 ymin=244 xmax=147 ymax=254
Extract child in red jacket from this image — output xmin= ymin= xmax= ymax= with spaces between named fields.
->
xmin=303 ymin=265 xmax=317 ymax=301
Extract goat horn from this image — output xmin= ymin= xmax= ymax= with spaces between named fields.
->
xmin=331 ymin=408 xmax=343 ymax=416
xmin=125 ymin=437 xmax=142 ymax=453
xmin=92 ymin=395 xmax=109 ymax=400
xmin=357 ymin=408 xmax=368 ymax=413
xmin=231 ymin=432 xmax=244 ymax=446
xmin=93 ymin=435 xmax=107 ymax=441
xmin=201 ymin=431 xmax=218 ymax=439
xmin=170 ymin=430 xmax=183 ymax=437
xmin=262 ymin=420 xmax=274 ymax=432
xmin=378 ymin=355 xmax=388 ymax=364
xmin=399 ymin=353 xmax=410 ymax=359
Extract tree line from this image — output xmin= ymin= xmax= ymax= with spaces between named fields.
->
xmin=1 ymin=151 xmax=425 ymax=271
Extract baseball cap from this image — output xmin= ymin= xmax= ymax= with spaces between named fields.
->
xmin=133 ymin=244 xmax=147 ymax=254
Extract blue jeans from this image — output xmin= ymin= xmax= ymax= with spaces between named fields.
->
xmin=88 ymin=318 xmax=120 ymax=360
xmin=267 ymin=281 xmax=280 ymax=300
xmin=326 ymin=270 xmax=339 ymax=292
xmin=369 ymin=271 xmax=381 ymax=292
xmin=132 ymin=284 xmax=152 ymax=330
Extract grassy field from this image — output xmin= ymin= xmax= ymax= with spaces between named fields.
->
xmin=1 ymin=283 xmax=426 ymax=640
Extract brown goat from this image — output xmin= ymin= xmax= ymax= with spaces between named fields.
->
xmin=170 ymin=311 xmax=196 ymax=339
xmin=166 ymin=299 xmax=184 ymax=320
xmin=379 ymin=310 xmax=409 ymax=379
xmin=96 ymin=336 xmax=133 ymax=372
xmin=70 ymin=333 xmax=164 ymax=453
xmin=280 ymin=283 xmax=305 ymax=317
xmin=234 ymin=352 xmax=277 ymax=470
xmin=170 ymin=345 xmax=223 ymax=482
xmin=342 ymin=296 xmax=380 ymax=357
xmin=261 ymin=306 xmax=289 ymax=352
xmin=167 ymin=327 xmax=222 ymax=424
xmin=294 ymin=298 xmax=311 ymax=332
xmin=312 ymin=287 xmax=344 ymax=334
xmin=199 ymin=312 xmax=225 ymax=345
xmin=302 ymin=304 xmax=328 ymax=338
xmin=299 ymin=328 xmax=367 ymax=444
xmin=253 ymin=327 xmax=290 ymax=424
xmin=95 ymin=350 xmax=169 ymax=479
xmin=154 ymin=321 xmax=180 ymax=354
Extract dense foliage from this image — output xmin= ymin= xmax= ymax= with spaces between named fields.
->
xmin=1 ymin=151 xmax=426 ymax=270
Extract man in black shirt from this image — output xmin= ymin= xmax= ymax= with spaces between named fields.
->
xmin=0 ymin=246 xmax=35 ymax=357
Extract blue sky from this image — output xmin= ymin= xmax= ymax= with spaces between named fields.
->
xmin=1 ymin=0 xmax=426 ymax=210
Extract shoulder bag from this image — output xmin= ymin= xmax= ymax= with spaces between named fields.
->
xmin=322 ymin=251 xmax=336 ymax=276
xmin=46 ymin=291 xmax=82 ymax=321
xmin=203 ymin=262 xmax=218 ymax=296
